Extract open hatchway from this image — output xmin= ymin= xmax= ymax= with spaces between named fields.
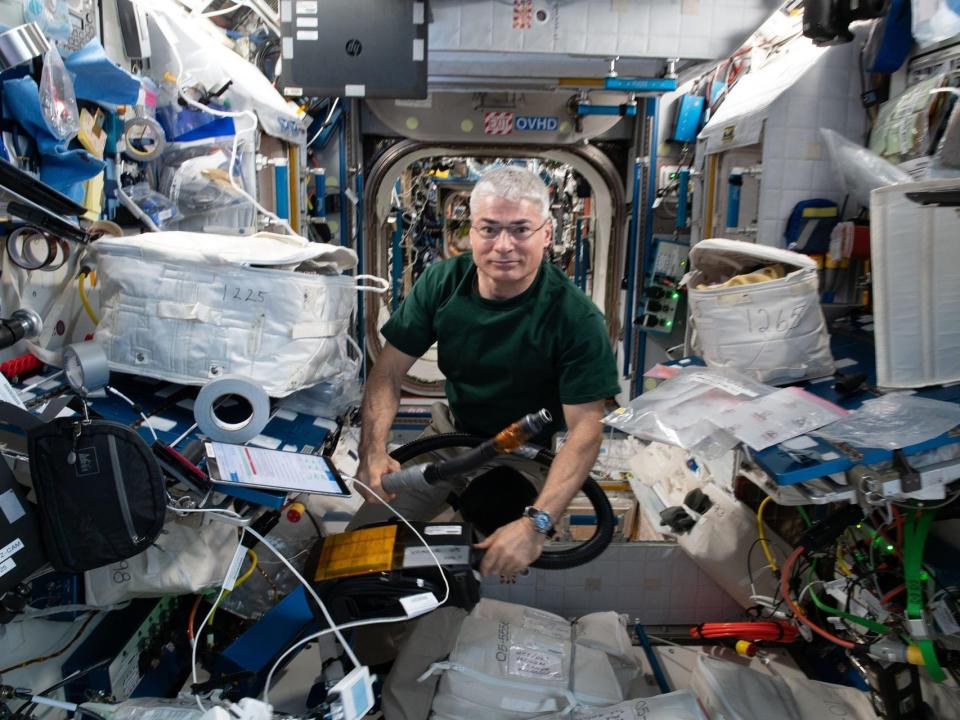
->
xmin=363 ymin=140 xmax=626 ymax=396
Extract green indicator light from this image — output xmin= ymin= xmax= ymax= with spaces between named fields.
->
xmin=671 ymin=292 xmax=680 ymax=300
xmin=886 ymin=544 xmax=894 ymax=552
xmin=920 ymin=572 xmax=930 ymax=581
xmin=666 ymin=320 xmax=673 ymax=328
xmin=856 ymin=524 xmax=862 ymax=529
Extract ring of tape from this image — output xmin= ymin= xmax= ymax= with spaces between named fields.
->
xmin=41 ymin=239 xmax=71 ymax=272
xmin=123 ymin=116 xmax=166 ymax=161
xmin=64 ymin=340 xmax=110 ymax=394
xmin=6 ymin=226 xmax=54 ymax=270
xmin=194 ymin=375 xmax=271 ymax=443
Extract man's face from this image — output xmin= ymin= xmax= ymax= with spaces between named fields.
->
xmin=469 ymin=195 xmax=551 ymax=294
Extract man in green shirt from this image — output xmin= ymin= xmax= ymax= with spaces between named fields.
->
xmin=354 ymin=166 xmax=620 ymax=579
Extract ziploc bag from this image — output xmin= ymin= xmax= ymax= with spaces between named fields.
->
xmin=602 ymin=368 xmax=773 ymax=458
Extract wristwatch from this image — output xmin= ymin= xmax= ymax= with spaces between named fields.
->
xmin=523 ymin=506 xmax=554 ymax=535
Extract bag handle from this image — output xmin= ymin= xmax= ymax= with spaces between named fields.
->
xmin=353 ymin=274 xmax=389 ymax=293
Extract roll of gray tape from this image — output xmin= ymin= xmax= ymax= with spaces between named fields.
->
xmin=63 ymin=341 xmax=110 ymax=395
xmin=0 ymin=23 xmax=49 ymax=71
xmin=194 ymin=375 xmax=270 ymax=444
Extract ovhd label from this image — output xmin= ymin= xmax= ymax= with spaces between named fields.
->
xmin=515 ymin=115 xmax=559 ymax=132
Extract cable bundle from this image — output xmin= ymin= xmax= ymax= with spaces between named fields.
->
xmin=690 ymin=620 xmax=799 ymax=643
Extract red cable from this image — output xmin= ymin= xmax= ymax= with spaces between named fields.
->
xmin=780 ymin=546 xmax=856 ymax=650
xmin=691 ymin=621 xmax=798 ymax=643
xmin=881 ymin=584 xmax=906 ymax=606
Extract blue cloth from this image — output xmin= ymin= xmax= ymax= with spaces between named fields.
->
xmin=2 ymin=76 xmax=105 ymax=202
xmin=63 ymin=40 xmax=141 ymax=106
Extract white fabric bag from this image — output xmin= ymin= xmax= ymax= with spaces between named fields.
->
xmin=534 ymin=690 xmax=708 ymax=720
xmin=427 ymin=601 xmax=625 ymax=720
xmin=691 ymin=653 xmax=876 ymax=720
xmin=90 ymin=232 xmax=387 ymax=397
xmin=684 ymin=239 xmax=834 ymax=384
xmin=84 ymin=518 xmax=237 ymax=606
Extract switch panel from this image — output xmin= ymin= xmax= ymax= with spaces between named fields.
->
xmin=639 ymin=238 xmax=689 ymax=334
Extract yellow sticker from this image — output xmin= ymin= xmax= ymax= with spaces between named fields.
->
xmin=313 ymin=525 xmax=398 ymax=581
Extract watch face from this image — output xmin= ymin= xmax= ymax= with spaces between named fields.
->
xmin=533 ymin=513 xmax=550 ymax=531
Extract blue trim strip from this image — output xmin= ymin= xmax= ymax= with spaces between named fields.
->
xmin=623 ymin=157 xmax=642 ymax=379
xmin=635 ymin=624 xmax=672 ymax=693
xmin=676 ymin=168 xmax=690 ymax=230
xmin=635 ymin=96 xmax=660 ymax=396
xmin=576 ymin=103 xmax=638 ymax=117
xmin=605 ymin=77 xmax=678 ymax=92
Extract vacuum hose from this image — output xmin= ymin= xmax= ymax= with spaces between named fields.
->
xmin=384 ymin=423 xmax=615 ymax=570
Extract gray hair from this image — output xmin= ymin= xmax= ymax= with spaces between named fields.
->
xmin=469 ymin=166 xmax=550 ymax=220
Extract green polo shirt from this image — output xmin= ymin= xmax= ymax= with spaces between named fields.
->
xmin=381 ymin=253 xmax=620 ymax=441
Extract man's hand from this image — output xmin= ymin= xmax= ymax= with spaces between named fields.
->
xmin=474 ymin=518 xmax=547 ymax=578
xmin=356 ymin=451 xmax=401 ymax=503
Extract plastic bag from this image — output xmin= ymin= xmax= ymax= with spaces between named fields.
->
xmin=23 ymin=0 xmax=72 ymax=41
xmin=821 ymin=128 xmax=910 ymax=210
xmin=912 ymin=0 xmax=960 ymax=50
xmin=602 ymin=368 xmax=773 ymax=458
xmin=39 ymin=47 xmax=80 ymax=141
xmin=125 ymin=182 xmax=181 ymax=228
xmin=157 ymin=139 xmax=252 ymax=219
xmin=814 ymin=395 xmax=960 ymax=450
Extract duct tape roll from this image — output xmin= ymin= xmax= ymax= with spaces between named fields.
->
xmin=194 ymin=375 xmax=271 ymax=444
xmin=123 ymin=116 xmax=166 ymax=161
xmin=0 ymin=23 xmax=49 ymax=71
xmin=63 ymin=341 xmax=110 ymax=395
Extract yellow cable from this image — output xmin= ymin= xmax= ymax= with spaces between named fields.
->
xmin=78 ymin=272 xmax=100 ymax=325
xmin=209 ymin=549 xmax=258 ymax=625
xmin=757 ymin=496 xmax=778 ymax=573
xmin=235 ymin=549 xmax=258 ymax=588
xmin=836 ymin=543 xmax=853 ymax=576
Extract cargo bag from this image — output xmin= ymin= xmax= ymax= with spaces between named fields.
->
xmin=683 ymin=238 xmax=834 ymax=384
xmin=90 ymin=232 xmax=387 ymax=397
xmin=426 ymin=599 xmax=630 ymax=719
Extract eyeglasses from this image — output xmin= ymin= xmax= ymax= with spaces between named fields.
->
xmin=470 ymin=217 xmax=549 ymax=242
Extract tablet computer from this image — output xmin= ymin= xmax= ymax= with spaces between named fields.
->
xmin=205 ymin=442 xmax=351 ymax=497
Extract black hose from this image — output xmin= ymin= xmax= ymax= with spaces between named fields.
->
xmin=389 ymin=433 xmax=614 ymax=570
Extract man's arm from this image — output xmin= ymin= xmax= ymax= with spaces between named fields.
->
xmin=474 ymin=399 xmax=607 ymax=577
xmin=356 ymin=342 xmax=418 ymax=502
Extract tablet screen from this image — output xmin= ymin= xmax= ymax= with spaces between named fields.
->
xmin=205 ymin=442 xmax=350 ymax=496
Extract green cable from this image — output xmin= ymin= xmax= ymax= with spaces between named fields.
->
xmin=805 ymin=566 xmax=892 ymax=636
xmin=903 ymin=510 xmax=945 ymax=682
xmin=797 ymin=506 xmax=812 ymax=528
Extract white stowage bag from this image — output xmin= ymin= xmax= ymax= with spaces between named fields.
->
xmin=84 ymin=518 xmax=237 ymax=606
xmin=684 ymin=239 xmax=835 ymax=385
xmin=691 ymin=654 xmax=877 ymax=720
xmin=534 ymin=689 xmax=708 ymax=720
xmin=89 ymin=232 xmax=386 ymax=397
xmin=427 ymin=600 xmax=632 ymax=720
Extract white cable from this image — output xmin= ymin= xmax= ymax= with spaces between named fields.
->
xmin=306 ymin=98 xmax=341 ymax=148
xmin=200 ymin=2 xmax=246 ymax=17
xmin=190 ymin=527 xmax=245 ymax=711
xmin=171 ymin=421 xmax=200 ymax=448
xmin=17 ymin=370 xmax=64 ymax=397
xmin=262 ymin=615 xmax=408 ymax=702
xmin=261 ymin=476 xmax=452 ymax=702
xmin=241 ymin=524 xmax=360 ymax=669
xmin=106 ymin=385 xmax=159 ymax=442
xmin=132 ymin=0 xmax=298 ymax=236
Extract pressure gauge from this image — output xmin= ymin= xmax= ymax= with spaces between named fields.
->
xmin=63 ymin=341 xmax=110 ymax=395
